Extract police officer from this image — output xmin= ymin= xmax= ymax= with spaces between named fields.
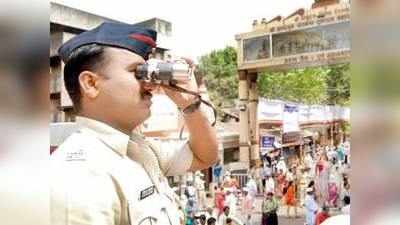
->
xmin=194 ymin=171 xmax=207 ymax=210
xmin=51 ymin=22 xmax=218 ymax=225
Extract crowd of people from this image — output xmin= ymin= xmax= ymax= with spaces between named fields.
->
xmin=253 ymin=140 xmax=351 ymax=225
xmin=180 ymin=140 xmax=351 ymax=225
xmin=182 ymin=171 xmax=244 ymax=225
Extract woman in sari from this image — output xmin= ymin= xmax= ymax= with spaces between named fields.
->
xmin=328 ymin=180 xmax=338 ymax=207
xmin=285 ymin=181 xmax=298 ymax=218
xmin=275 ymin=169 xmax=286 ymax=199
xmin=214 ymin=186 xmax=225 ymax=217
xmin=315 ymin=153 xmax=330 ymax=205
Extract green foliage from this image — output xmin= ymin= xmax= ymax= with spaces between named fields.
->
xmin=258 ymin=64 xmax=350 ymax=105
xmin=325 ymin=63 xmax=351 ymax=105
xmin=198 ymin=46 xmax=350 ymax=108
xmin=197 ymin=46 xmax=238 ymax=108
xmin=258 ymin=68 xmax=329 ymax=105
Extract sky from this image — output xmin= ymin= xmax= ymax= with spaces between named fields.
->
xmin=52 ymin=0 xmax=314 ymax=61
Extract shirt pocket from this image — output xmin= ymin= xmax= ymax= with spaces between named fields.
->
xmin=127 ymin=199 xmax=159 ymax=225
xmin=128 ymin=192 xmax=177 ymax=225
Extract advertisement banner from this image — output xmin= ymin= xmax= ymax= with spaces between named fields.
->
xmin=283 ymin=104 xmax=300 ymax=133
xmin=283 ymin=104 xmax=301 ymax=144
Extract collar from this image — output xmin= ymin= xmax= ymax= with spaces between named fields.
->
xmin=76 ymin=116 xmax=130 ymax=156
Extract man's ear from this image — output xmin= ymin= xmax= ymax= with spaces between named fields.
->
xmin=78 ymin=71 xmax=101 ymax=99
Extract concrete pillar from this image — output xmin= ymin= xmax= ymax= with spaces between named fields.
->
xmin=330 ymin=123 xmax=334 ymax=146
xmin=322 ymin=126 xmax=328 ymax=146
xmin=339 ymin=122 xmax=344 ymax=143
xmin=217 ymin=139 xmax=224 ymax=165
xmin=238 ymin=70 xmax=250 ymax=165
xmin=300 ymin=144 xmax=304 ymax=165
xmin=248 ymin=72 xmax=260 ymax=166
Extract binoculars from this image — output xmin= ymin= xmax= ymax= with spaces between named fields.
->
xmin=135 ymin=58 xmax=192 ymax=84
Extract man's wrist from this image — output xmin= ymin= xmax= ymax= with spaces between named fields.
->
xmin=176 ymin=95 xmax=198 ymax=109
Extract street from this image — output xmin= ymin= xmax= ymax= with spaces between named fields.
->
xmin=202 ymin=195 xmax=307 ymax=225
xmin=235 ymin=196 xmax=306 ymax=225
xmin=238 ymin=212 xmax=305 ymax=225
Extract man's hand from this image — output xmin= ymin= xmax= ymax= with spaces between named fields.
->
xmin=161 ymin=58 xmax=199 ymax=109
xmin=151 ymin=57 xmax=218 ymax=171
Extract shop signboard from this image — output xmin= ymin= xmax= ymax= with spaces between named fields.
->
xmin=236 ymin=3 xmax=350 ymax=71
xmin=260 ymin=135 xmax=275 ymax=155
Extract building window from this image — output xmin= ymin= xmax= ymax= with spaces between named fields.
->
xmin=224 ymin=147 xmax=239 ymax=164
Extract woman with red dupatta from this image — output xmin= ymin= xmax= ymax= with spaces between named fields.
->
xmin=214 ymin=186 xmax=225 ymax=217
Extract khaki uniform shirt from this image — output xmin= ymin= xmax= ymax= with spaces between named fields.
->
xmin=51 ymin=117 xmax=193 ymax=225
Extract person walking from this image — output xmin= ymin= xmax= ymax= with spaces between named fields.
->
xmin=277 ymin=157 xmax=288 ymax=174
xmin=264 ymin=174 xmax=275 ymax=194
xmin=261 ymin=192 xmax=279 ymax=225
xmin=262 ymin=163 xmax=272 ymax=189
xmin=285 ymin=181 xmax=298 ymax=218
xmin=252 ymin=165 xmax=263 ymax=195
xmin=276 ymin=169 xmax=286 ymax=199
xmin=328 ymin=178 xmax=338 ymax=208
xmin=213 ymin=160 xmax=223 ymax=184
xmin=315 ymin=153 xmax=330 ymax=205
xmin=214 ymin=186 xmax=225 ymax=217
xmin=185 ymin=181 xmax=198 ymax=212
xmin=337 ymin=144 xmax=345 ymax=164
xmin=195 ymin=171 xmax=207 ymax=210
xmin=246 ymin=175 xmax=258 ymax=198
xmin=218 ymin=206 xmax=242 ymax=225
xmin=305 ymin=188 xmax=319 ymax=225
xmin=241 ymin=189 xmax=254 ymax=225
xmin=224 ymin=190 xmax=238 ymax=216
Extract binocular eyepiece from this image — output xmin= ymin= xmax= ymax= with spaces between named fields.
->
xmin=135 ymin=58 xmax=191 ymax=84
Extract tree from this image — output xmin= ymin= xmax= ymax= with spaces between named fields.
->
xmin=325 ymin=63 xmax=350 ymax=105
xmin=258 ymin=64 xmax=350 ymax=106
xmin=197 ymin=46 xmax=238 ymax=109
xmin=198 ymin=46 xmax=350 ymax=108
xmin=258 ymin=67 xmax=329 ymax=105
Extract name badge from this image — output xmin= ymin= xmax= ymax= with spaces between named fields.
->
xmin=66 ymin=149 xmax=86 ymax=162
xmin=139 ymin=185 xmax=155 ymax=200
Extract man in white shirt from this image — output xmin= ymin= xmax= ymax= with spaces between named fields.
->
xmin=246 ymin=176 xmax=258 ymax=198
xmin=218 ymin=206 xmax=243 ymax=225
xmin=285 ymin=168 xmax=294 ymax=183
xmin=252 ymin=165 xmax=263 ymax=194
xmin=276 ymin=157 xmax=287 ymax=174
xmin=305 ymin=188 xmax=319 ymax=225
xmin=304 ymin=152 xmax=313 ymax=169
xmin=265 ymin=175 xmax=275 ymax=194
xmin=224 ymin=190 xmax=238 ymax=216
